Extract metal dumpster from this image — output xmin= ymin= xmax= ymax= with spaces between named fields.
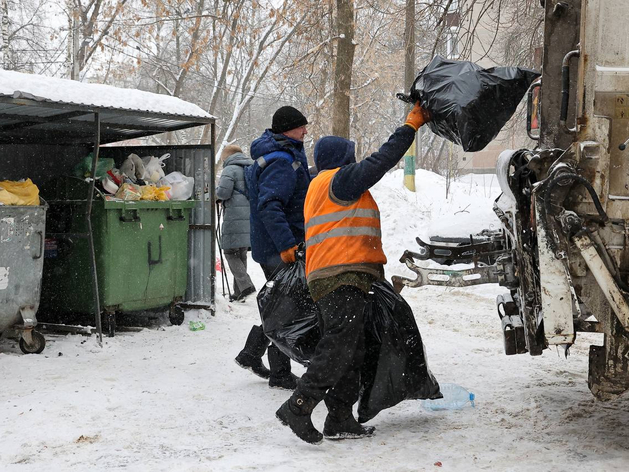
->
xmin=40 ymin=177 xmax=195 ymax=334
xmin=0 ymin=202 xmax=47 ymax=353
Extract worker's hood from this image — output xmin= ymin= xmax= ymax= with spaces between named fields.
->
xmin=314 ymin=136 xmax=356 ymax=171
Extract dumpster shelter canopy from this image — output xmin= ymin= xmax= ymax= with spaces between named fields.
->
xmin=0 ymin=70 xmax=214 ymax=144
xmin=0 ymin=70 xmax=216 ymax=343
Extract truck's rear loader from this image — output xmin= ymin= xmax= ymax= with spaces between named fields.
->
xmin=393 ymin=0 xmax=629 ymax=400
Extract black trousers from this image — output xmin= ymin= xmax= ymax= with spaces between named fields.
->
xmin=240 ymin=261 xmax=292 ymax=377
xmin=297 ymin=285 xmax=367 ymax=413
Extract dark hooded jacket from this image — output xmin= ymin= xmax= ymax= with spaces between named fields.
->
xmin=314 ymin=125 xmax=416 ymax=201
xmin=216 ymin=152 xmax=254 ymax=250
xmin=247 ymin=129 xmax=311 ymax=266
xmin=307 ymin=124 xmax=416 ymax=301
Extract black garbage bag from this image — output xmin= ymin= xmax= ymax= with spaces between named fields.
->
xmin=258 ymin=258 xmax=321 ymax=366
xmin=397 ymin=55 xmax=540 ymax=152
xmin=358 ymin=280 xmax=441 ymax=423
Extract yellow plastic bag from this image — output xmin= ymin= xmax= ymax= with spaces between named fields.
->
xmin=140 ymin=185 xmax=170 ymax=201
xmin=0 ymin=179 xmax=40 ymax=205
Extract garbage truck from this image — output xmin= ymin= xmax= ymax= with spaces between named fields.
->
xmin=392 ymin=0 xmax=629 ymax=400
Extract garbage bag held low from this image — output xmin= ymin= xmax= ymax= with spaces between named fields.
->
xmin=358 ymin=280 xmax=441 ymax=423
xmin=397 ymin=55 xmax=540 ymax=152
xmin=258 ymin=258 xmax=321 ymax=366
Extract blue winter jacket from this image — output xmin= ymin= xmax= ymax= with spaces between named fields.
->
xmin=247 ymin=129 xmax=311 ymax=266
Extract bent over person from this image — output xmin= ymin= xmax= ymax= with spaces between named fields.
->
xmin=276 ymin=102 xmax=430 ymax=444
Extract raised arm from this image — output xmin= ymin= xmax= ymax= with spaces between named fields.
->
xmin=332 ymin=103 xmax=430 ymax=202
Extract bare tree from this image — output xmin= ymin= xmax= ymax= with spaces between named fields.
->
xmin=3 ymin=0 xmax=545 ymax=169
xmin=1 ymin=0 xmax=9 ymax=69
xmin=331 ymin=0 xmax=355 ymax=138
xmin=0 ymin=0 xmax=64 ymax=73
xmin=67 ymin=0 xmax=130 ymax=79
xmin=214 ymin=3 xmax=313 ymax=158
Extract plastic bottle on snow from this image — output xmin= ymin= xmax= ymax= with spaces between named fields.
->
xmin=420 ymin=383 xmax=475 ymax=411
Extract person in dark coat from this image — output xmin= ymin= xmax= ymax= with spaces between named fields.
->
xmin=216 ymin=145 xmax=256 ymax=302
xmin=275 ymin=102 xmax=431 ymax=444
xmin=234 ymin=105 xmax=311 ymax=390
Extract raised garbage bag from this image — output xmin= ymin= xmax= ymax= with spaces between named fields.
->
xmin=357 ymin=280 xmax=441 ymax=423
xmin=397 ymin=55 xmax=540 ymax=152
xmin=258 ymin=256 xmax=321 ymax=366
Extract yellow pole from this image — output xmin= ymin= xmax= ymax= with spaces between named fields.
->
xmin=403 ymin=138 xmax=416 ymax=191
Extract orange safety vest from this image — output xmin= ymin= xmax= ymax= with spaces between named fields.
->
xmin=304 ymin=168 xmax=387 ymax=279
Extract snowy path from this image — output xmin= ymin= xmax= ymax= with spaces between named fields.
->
xmin=2 ymin=281 xmax=628 ymax=471
xmin=2 ymin=171 xmax=629 ymax=471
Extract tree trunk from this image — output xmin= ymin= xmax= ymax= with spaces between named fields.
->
xmin=404 ymin=0 xmax=415 ymax=93
xmin=332 ymin=0 xmax=355 ymax=139
xmin=0 ymin=0 xmax=9 ymax=70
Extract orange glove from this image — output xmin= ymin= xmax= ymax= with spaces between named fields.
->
xmin=280 ymin=245 xmax=299 ymax=264
xmin=404 ymin=102 xmax=431 ymax=131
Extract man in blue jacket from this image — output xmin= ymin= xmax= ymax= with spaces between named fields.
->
xmin=235 ymin=106 xmax=311 ymax=390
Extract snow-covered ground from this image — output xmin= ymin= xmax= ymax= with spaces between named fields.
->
xmin=2 ymin=170 xmax=629 ymax=472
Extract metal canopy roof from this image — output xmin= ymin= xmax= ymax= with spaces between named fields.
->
xmin=0 ymin=93 xmax=214 ymax=145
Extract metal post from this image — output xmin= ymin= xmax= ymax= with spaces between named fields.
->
xmin=418 ymin=126 xmax=423 ymax=169
xmin=87 ymin=112 xmax=102 ymax=344
xmin=216 ymin=202 xmax=232 ymax=300
xmin=210 ymin=122 xmax=216 ymax=308
xmin=404 ymin=0 xmax=416 ymax=182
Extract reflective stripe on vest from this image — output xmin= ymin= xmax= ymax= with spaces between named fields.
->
xmin=304 ymin=168 xmax=386 ymax=278
xmin=306 ymin=225 xmax=382 ymax=247
xmin=305 ymin=208 xmax=380 ymax=231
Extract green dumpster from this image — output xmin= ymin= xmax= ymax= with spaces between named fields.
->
xmin=40 ymin=177 xmax=194 ymax=325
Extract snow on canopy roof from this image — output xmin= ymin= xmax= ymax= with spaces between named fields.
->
xmin=0 ymin=70 xmax=214 ymax=120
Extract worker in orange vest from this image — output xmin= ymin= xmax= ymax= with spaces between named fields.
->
xmin=276 ymin=102 xmax=431 ymax=444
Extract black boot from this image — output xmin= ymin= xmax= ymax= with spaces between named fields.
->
xmin=234 ymin=352 xmax=270 ymax=379
xmin=235 ymin=325 xmax=270 ymax=379
xmin=268 ymin=345 xmax=298 ymax=390
xmin=276 ymin=393 xmax=322 ymax=445
xmin=269 ymin=372 xmax=298 ymax=390
xmin=323 ymin=409 xmax=375 ymax=440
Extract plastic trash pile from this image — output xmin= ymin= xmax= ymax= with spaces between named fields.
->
xmin=0 ymin=178 xmax=40 ymax=205
xmin=73 ymin=152 xmax=194 ymax=201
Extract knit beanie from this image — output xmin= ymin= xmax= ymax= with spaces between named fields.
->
xmin=271 ymin=106 xmax=308 ymax=134
xmin=220 ymin=144 xmax=243 ymax=161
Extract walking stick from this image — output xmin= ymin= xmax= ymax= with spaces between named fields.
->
xmin=216 ymin=202 xmax=233 ymax=300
